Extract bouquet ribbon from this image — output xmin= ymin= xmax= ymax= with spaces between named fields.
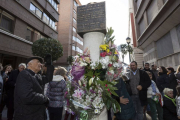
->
xmin=80 ymin=110 xmax=88 ymax=120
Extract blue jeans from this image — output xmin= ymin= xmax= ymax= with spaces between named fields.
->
xmin=131 ymin=95 xmax=144 ymax=120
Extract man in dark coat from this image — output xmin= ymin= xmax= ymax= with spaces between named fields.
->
xmin=127 ymin=61 xmax=151 ymax=120
xmin=6 ymin=63 xmax=26 ymax=120
xmin=114 ymin=77 xmax=136 ymax=120
xmin=14 ymin=57 xmax=49 ymax=120
xmin=144 ymin=63 xmax=156 ymax=83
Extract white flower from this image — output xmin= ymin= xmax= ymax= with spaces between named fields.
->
xmin=86 ymin=95 xmax=92 ymax=102
xmin=79 ymin=61 xmax=87 ymax=66
xmin=113 ymin=62 xmax=120 ymax=68
xmin=89 ymin=77 xmax=94 ymax=86
xmin=94 ymin=109 xmax=100 ymax=114
xmin=109 ymin=70 xmax=114 ymax=75
xmin=90 ymin=62 xmax=96 ymax=69
xmin=99 ymin=103 xmax=104 ymax=109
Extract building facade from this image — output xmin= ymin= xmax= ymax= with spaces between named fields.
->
xmin=128 ymin=0 xmax=144 ymax=68
xmin=0 ymin=0 xmax=59 ymax=68
xmin=130 ymin=0 xmax=180 ymax=69
xmin=56 ymin=0 xmax=83 ymax=69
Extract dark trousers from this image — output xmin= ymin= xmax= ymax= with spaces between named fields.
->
xmin=147 ymin=98 xmax=163 ymax=120
xmin=48 ymin=107 xmax=63 ymax=120
xmin=7 ymin=98 xmax=14 ymax=120
xmin=64 ymin=111 xmax=75 ymax=120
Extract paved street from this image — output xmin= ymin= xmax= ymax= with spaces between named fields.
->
xmin=2 ymin=108 xmax=152 ymax=120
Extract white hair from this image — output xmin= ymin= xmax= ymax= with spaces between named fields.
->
xmin=163 ymin=88 xmax=173 ymax=95
xmin=27 ymin=60 xmax=34 ymax=68
xmin=19 ymin=63 xmax=26 ymax=69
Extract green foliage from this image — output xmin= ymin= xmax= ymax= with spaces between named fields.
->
xmin=32 ymin=38 xmax=63 ymax=61
xmin=105 ymin=27 xmax=115 ymax=44
xmin=118 ymin=44 xmax=133 ymax=62
xmin=67 ymin=56 xmax=74 ymax=65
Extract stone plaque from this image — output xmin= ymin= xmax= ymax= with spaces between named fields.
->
xmin=77 ymin=2 xmax=106 ymax=38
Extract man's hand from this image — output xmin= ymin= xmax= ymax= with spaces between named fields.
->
xmin=137 ymin=85 xmax=142 ymax=91
xmin=178 ymin=116 xmax=180 ymax=119
xmin=120 ymin=96 xmax=129 ymax=105
xmin=156 ymin=93 xmax=161 ymax=98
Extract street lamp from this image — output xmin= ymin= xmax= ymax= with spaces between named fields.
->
xmin=126 ymin=37 xmax=131 ymax=63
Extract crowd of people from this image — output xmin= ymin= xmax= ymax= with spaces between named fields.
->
xmin=115 ymin=61 xmax=180 ymax=120
xmin=1 ymin=57 xmax=180 ymax=120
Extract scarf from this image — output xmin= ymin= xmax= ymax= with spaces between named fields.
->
xmin=164 ymin=95 xmax=176 ymax=106
xmin=151 ymin=81 xmax=157 ymax=94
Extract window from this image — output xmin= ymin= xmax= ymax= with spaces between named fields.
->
xmin=156 ymin=33 xmax=174 ymax=59
xmin=74 ymin=1 xmax=78 ymax=7
xmin=0 ymin=10 xmax=14 ymax=33
xmin=139 ymin=17 xmax=146 ymax=35
xmin=73 ymin=27 xmax=76 ymax=32
xmin=73 ymin=18 xmax=77 ymax=23
xmin=73 ymin=36 xmax=76 ymax=41
xmin=49 ymin=19 xmax=53 ymax=27
xmin=43 ymin=13 xmax=50 ymax=24
xmin=73 ymin=10 xmax=76 ymax=14
xmin=52 ymin=21 xmax=55 ymax=30
xmin=72 ymin=46 xmax=75 ymax=51
xmin=146 ymin=0 xmax=158 ymax=24
xmin=136 ymin=0 xmax=142 ymax=10
xmin=30 ymin=3 xmax=42 ymax=18
xmin=76 ymin=47 xmax=83 ymax=53
xmin=35 ymin=7 xmax=42 ymax=18
xmin=48 ymin=0 xmax=58 ymax=11
xmin=30 ymin=3 xmax=36 ymax=13
xmin=26 ymin=27 xmax=34 ymax=42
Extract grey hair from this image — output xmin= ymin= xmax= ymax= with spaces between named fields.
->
xmin=163 ymin=88 xmax=173 ymax=95
xmin=55 ymin=66 xmax=67 ymax=76
xmin=27 ymin=60 xmax=33 ymax=68
xmin=19 ymin=63 xmax=26 ymax=69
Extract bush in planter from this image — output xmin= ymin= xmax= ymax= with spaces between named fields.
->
xmin=32 ymin=38 xmax=63 ymax=61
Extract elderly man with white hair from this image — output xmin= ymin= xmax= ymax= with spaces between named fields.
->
xmin=14 ymin=56 xmax=49 ymax=120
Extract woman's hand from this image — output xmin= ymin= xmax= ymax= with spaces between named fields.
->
xmin=177 ymin=116 xmax=180 ymax=119
xmin=5 ymin=71 xmax=8 ymax=74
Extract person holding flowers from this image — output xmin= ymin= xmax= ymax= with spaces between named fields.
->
xmin=146 ymin=71 xmax=163 ymax=120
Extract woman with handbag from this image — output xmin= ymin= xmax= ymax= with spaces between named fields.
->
xmin=146 ymin=71 xmax=163 ymax=120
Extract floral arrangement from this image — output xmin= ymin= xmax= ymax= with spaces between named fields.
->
xmin=65 ymin=27 xmax=122 ymax=119
xmin=65 ymin=45 xmax=122 ymax=119
xmin=99 ymin=42 xmax=122 ymax=82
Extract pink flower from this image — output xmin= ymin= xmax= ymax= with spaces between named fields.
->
xmin=108 ymin=89 xmax=110 ymax=91
xmin=72 ymin=89 xmax=84 ymax=99
xmin=108 ymin=64 xmax=113 ymax=67
xmin=100 ymin=52 xmax=107 ymax=57
xmin=105 ymin=84 xmax=107 ymax=87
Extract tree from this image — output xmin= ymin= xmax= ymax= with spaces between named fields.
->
xmin=67 ymin=56 xmax=74 ymax=65
xmin=32 ymin=38 xmax=63 ymax=61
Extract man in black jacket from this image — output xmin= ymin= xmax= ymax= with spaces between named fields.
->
xmin=6 ymin=63 xmax=26 ymax=120
xmin=128 ymin=61 xmax=151 ymax=120
xmin=14 ymin=57 xmax=50 ymax=120
xmin=144 ymin=63 xmax=156 ymax=83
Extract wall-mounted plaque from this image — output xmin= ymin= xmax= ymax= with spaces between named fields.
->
xmin=77 ymin=2 xmax=106 ymax=38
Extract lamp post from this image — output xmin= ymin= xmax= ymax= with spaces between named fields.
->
xmin=126 ymin=37 xmax=131 ymax=63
